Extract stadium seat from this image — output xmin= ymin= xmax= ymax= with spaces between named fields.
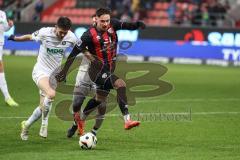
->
xmin=154 ymin=2 xmax=163 ymax=10
xmin=63 ymin=0 xmax=76 ymax=8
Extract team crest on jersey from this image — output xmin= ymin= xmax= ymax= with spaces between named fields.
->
xmin=76 ymin=39 xmax=82 ymax=48
xmin=102 ymin=73 xmax=107 ymax=79
xmin=108 ymin=28 xmax=114 ymax=34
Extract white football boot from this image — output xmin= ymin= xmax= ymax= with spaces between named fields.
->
xmin=20 ymin=121 xmax=29 ymax=141
xmin=39 ymin=124 xmax=48 ymax=138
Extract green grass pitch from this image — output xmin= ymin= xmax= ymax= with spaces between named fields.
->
xmin=0 ymin=56 xmax=240 ymax=160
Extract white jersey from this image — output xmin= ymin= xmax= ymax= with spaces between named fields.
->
xmin=0 ymin=10 xmax=11 ymax=45
xmin=32 ymin=27 xmax=78 ymax=73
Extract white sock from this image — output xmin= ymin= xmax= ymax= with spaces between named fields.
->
xmin=25 ymin=106 xmax=42 ymax=128
xmin=0 ymin=73 xmax=10 ymax=100
xmin=123 ymin=114 xmax=130 ymax=122
xmin=80 ymin=111 xmax=87 ymax=121
xmin=42 ymin=97 xmax=53 ymax=126
xmin=91 ymin=128 xmax=98 ymax=136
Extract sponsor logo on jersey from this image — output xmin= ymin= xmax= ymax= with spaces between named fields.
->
xmin=76 ymin=39 xmax=82 ymax=49
xmin=102 ymin=73 xmax=107 ymax=79
xmin=47 ymin=48 xmax=64 ymax=55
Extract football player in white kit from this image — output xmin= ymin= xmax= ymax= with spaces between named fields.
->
xmin=0 ymin=10 xmax=18 ymax=107
xmin=8 ymin=17 xmax=78 ymax=140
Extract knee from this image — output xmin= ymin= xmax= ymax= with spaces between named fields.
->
xmin=98 ymin=102 xmax=106 ymax=115
xmin=96 ymin=108 xmax=106 ymax=120
xmin=73 ymin=96 xmax=85 ymax=107
xmin=114 ymin=79 xmax=126 ymax=89
xmin=46 ymin=89 xmax=56 ymax=99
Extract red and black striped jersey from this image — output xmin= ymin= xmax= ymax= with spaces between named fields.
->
xmin=73 ymin=18 xmax=142 ymax=72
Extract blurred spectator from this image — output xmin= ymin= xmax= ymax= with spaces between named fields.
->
xmin=191 ymin=3 xmax=203 ymax=25
xmin=83 ymin=0 xmax=232 ymax=27
xmin=208 ymin=0 xmax=226 ymax=26
xmin=0 ymin=0 xmax=15 ymax=8
xmin=131 ymin=0 xmax=140 ymax=12
xmin=201 ymin=3 xmax=210 ymax=26
xmin=167 ymin=0 xmax=177 ymax=24
xmin=120 ymin=7 xmax=132 ymax=22
xmin=224 ymin=0 xmax=230 ymax=10
xmin=0 ymin=0 xmax=3 ymax=8
xmin=189 ymin=2 xmax=210 ymax=26
xmin=175 ymin=3 xmax=191 ymax=25
xmin=33 ymin=0 xmax=44 ymax=21
xmin=15 ymin=0 xmax=23 ymax=21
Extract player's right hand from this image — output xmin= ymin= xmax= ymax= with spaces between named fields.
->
xmin=55 ymin=71 xmax=66 ymax=82
xmin=8 ymin=35 xmax=15 ymax=41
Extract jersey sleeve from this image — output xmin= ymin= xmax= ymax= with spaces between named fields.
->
xmin=75 ymin=31 xmax=91 ymax=51
xmin=69 ymin=32 xmax=79 ymax=47
xmin=111 ymin=18 xmax=123 ymax=31
xmin=31 ymin=28 xmax=46 ymax=42
xmin=70 ymin=31 xmax=90 ymax=57
xmin=0 ymin=11 xmax=11 ymax=31
xmin=111 ymin=18 xmax=140 ymax=31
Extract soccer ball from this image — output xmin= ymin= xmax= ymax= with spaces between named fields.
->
xmin=79 ymin=132 xmax=97 ymax=149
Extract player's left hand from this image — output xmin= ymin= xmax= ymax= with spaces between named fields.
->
xmin=137 ymin=21 xmax=146 ymax=29
xmin=55 ymin=71 xmax=67 ymax=82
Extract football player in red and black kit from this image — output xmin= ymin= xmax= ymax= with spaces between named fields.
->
xmin=57 ymin=8 xmax=146 ymax=136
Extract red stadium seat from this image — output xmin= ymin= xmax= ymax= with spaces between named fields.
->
xmin=64 ymin=0 xmax=76 ymax=8
xmin=154 ymin=2 xmax=162 ymax=10
xmin=147 ymin=18 xmax=170 ymax=27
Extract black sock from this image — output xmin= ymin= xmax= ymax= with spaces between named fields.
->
xmin=91 ymin=127 xmax=98 ymax=136
xmin=117 ymin=87 xmax=129 ymax=115
xmin=73 ymin=96 xmax=85 ymax=113
xmin=83 ymin=98 xmax=101 ymax=115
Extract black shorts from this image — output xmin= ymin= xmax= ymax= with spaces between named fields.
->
xmin=88 ymin=61 xmax=118 ymax=94
xmin=95 ymin=72 xmax=119 ymax=93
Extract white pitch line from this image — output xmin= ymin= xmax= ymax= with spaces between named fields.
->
xmin=1 ymin=111 xmax=240 ymax=119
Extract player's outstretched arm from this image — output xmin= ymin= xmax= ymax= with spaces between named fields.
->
xmin=122 ymin=21 xmax=146 ymax=30
xmin=56 ymin=31 xmax=89 ymax=82
xmin=8 ymin=34 xmax=33 ymax=41
xmin=112 ymin=19 xmax=146 ymax=31
xmin=55 ymin=45 xmax=82 ymax=82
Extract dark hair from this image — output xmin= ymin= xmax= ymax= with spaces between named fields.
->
xmin=96 ymin=8 xmax=111 ymax=17
xmin=57 ymin=17 xmax=72 ymax=30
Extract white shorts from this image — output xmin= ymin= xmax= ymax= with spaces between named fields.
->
xmin=32 ymin=65 xmax=52 ymax=86
xmin=32 ymin=65 xmax=55 ymax=96
xmin=74 ymin=70 xmax=96 ymax=97
xmin=0 ymin=45 xmax=3 ymax=61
